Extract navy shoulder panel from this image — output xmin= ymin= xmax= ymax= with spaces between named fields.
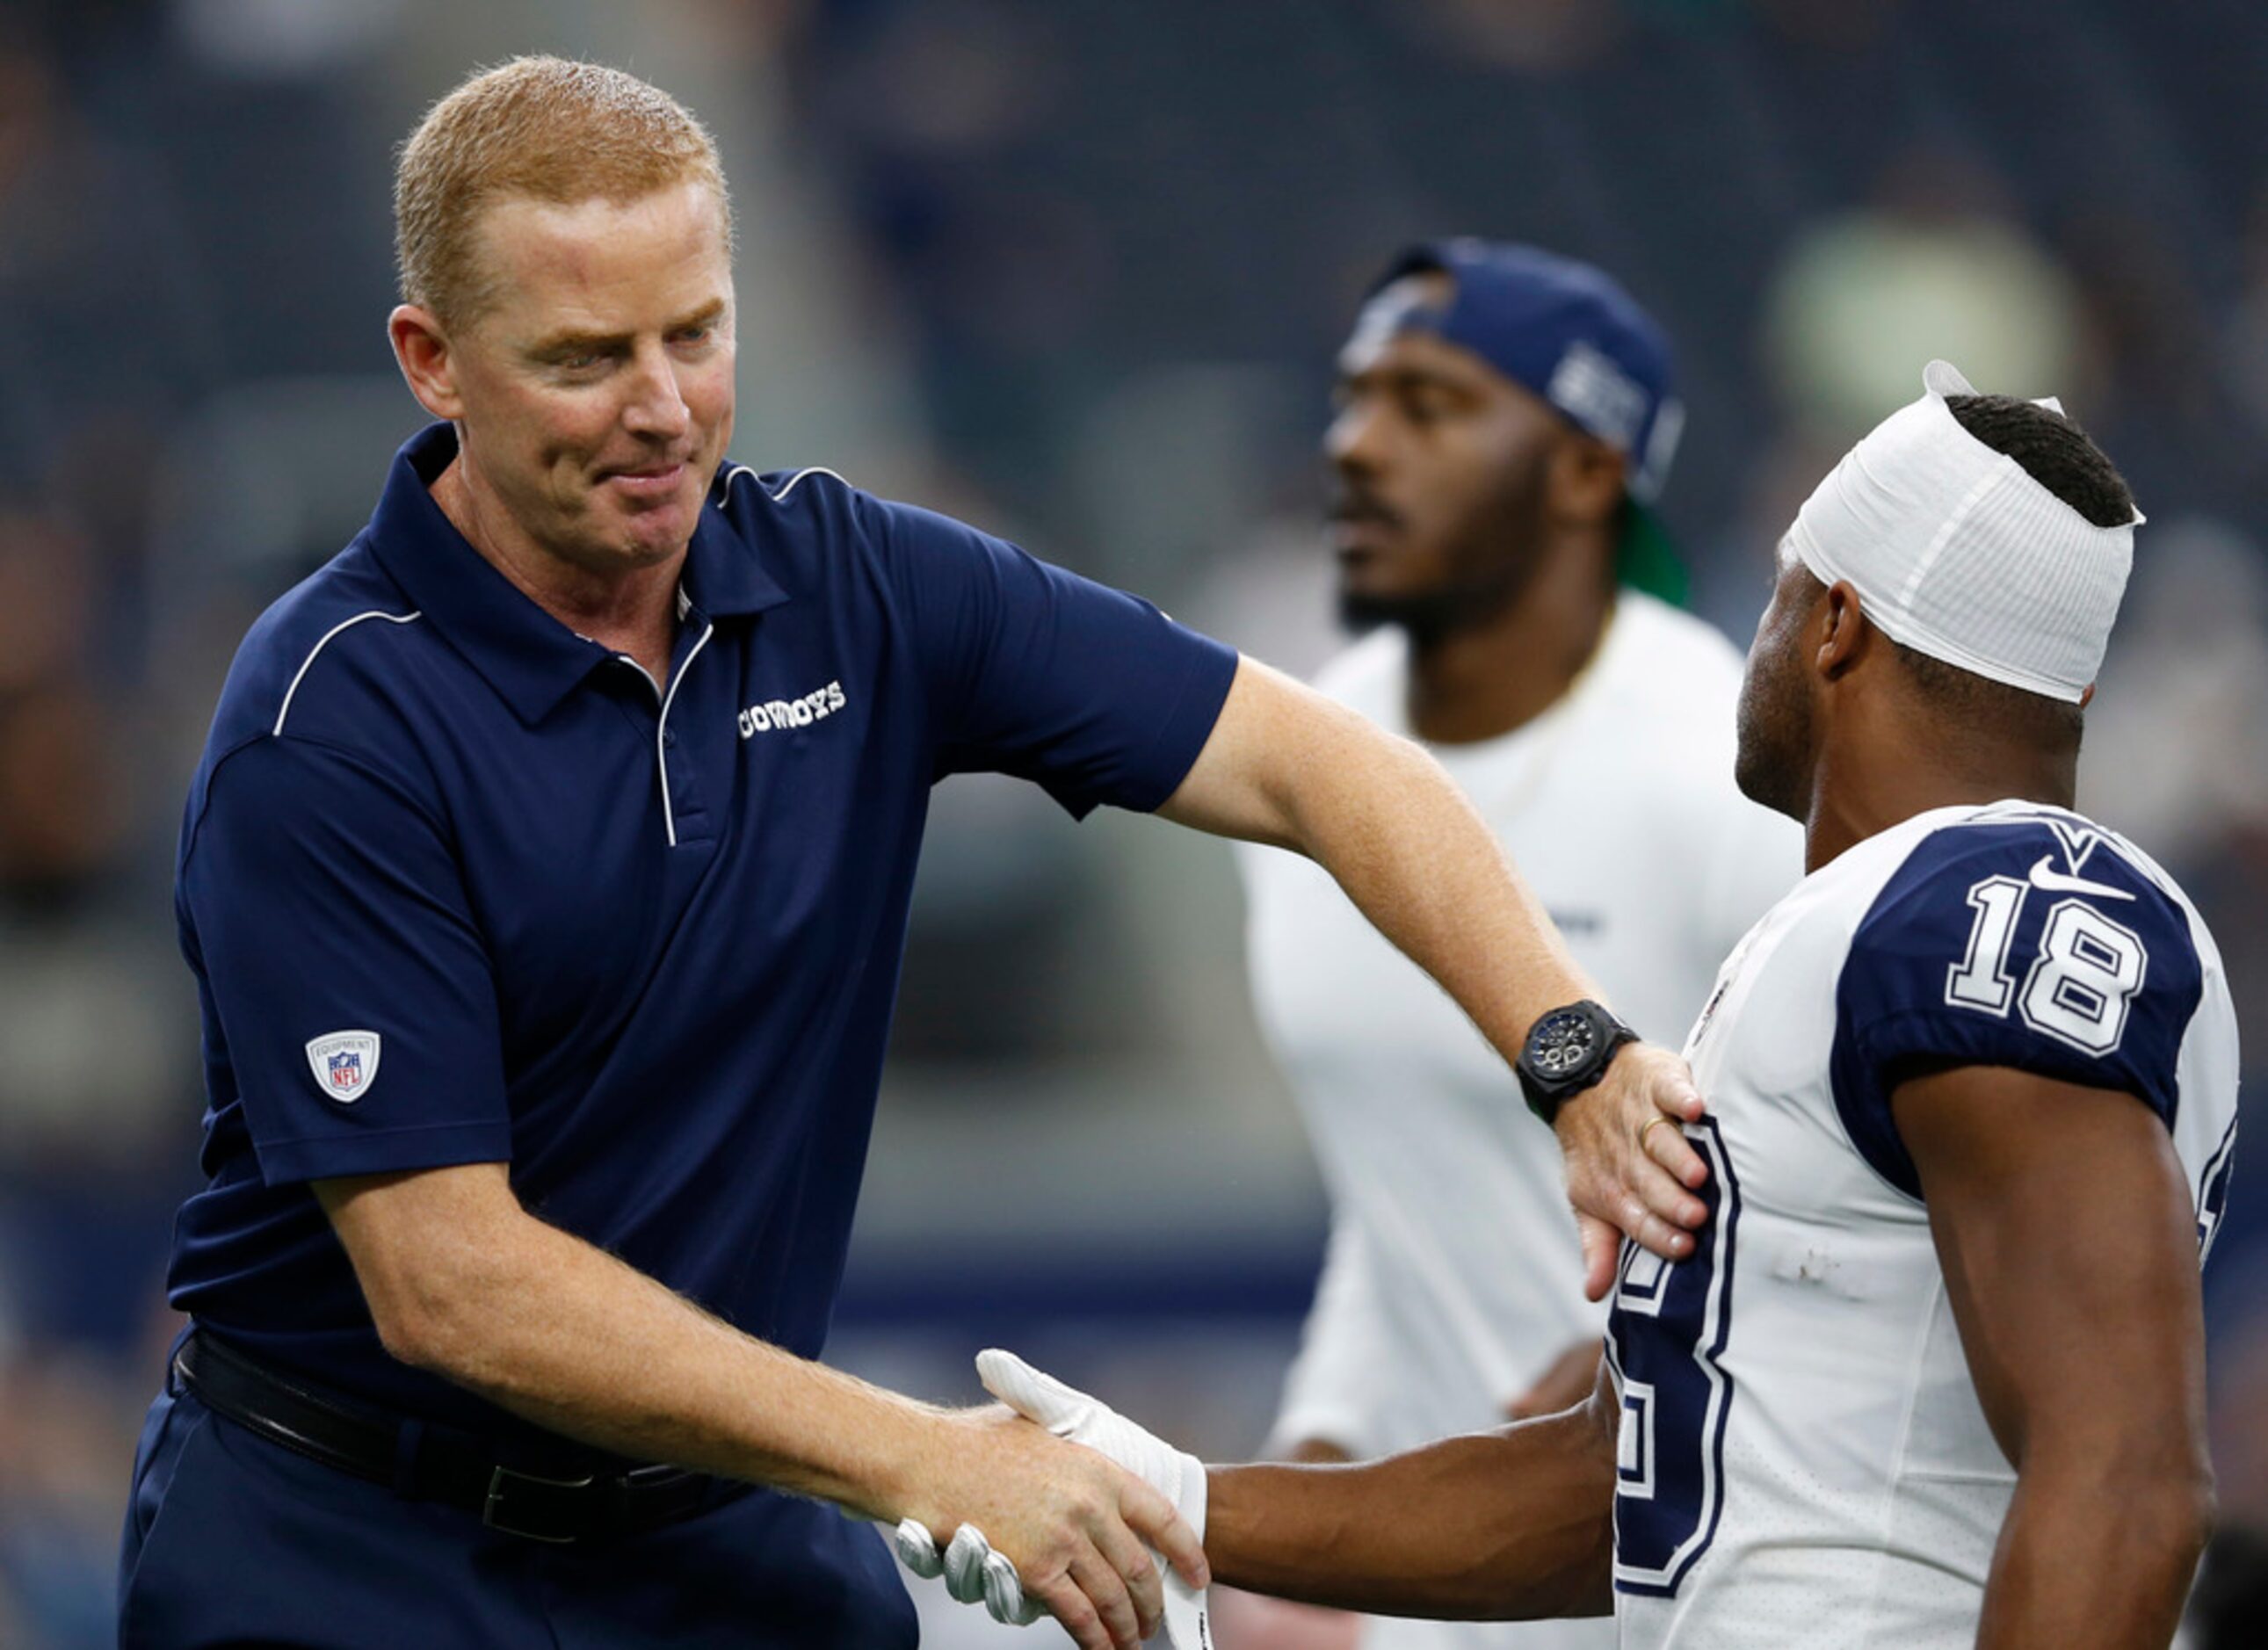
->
xmin=186 ymin=540 xmax=425 ymax=822
xmin=1830 ymin=814 xmax=2204 ymax=1198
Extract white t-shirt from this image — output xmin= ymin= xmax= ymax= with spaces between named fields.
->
xmin=1611 ymin=801 xmax=2238 ymax=1647
xmin=1242 ymin=595 xmax=1801 ymax=1650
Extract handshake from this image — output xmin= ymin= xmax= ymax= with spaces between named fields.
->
xmin=894 ymin=1350 xmax=1213 ymax=1649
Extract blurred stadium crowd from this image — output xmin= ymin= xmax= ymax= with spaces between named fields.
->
xmin=1 ymin=0 xmax=2264 ymax=1643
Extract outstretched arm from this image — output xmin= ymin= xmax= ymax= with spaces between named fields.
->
xmin=1895 ymin=1065 xmax=2214 ymax=1650
xmin=1162 ymin=655 xmax=1707 ymax=1289
xmin=1215 ymin=1369 xmax=1623 ymax=1623
xmin=919 ymin=1350 xmax=1619 ymax=1643
xmin=1205 ymin=1362 xmax=1619 ymax=1622
xmin=317 ymin=1164 xmax=1203 ymax=1650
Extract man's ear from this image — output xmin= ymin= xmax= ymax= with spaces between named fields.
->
xmin=1815 ymin=579 xmax=1870 ymax=681
xmin=1547 ymin=432 xmax=1627 ymax=532
xmin=389 ymin=304 xmax=464 ymax=421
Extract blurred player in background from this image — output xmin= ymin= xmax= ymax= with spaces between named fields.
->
xmin=1229 ymin=242 xmax=1799 ymax=1650
xmin=927 ymin=364 xmax=2237 ymax=1650
xmin=116 ymin=57 xmax=1720 ymax=1650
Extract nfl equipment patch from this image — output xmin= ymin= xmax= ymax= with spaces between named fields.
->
xmin=305 ymin=1030 xmax=381 ymax=1103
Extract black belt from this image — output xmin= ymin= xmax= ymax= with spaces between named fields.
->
xmin=174 ymin=1328 xmax=725 ymax=1544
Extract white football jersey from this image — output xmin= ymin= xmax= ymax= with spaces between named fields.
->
xmin=1609 ymin=801 xmax=2241 ymax=1649
xmin=1243 ymin=596 xmax=1801 ymax=1650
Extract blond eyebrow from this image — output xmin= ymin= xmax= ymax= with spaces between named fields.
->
xmin=669 ymin=297 xmax=728 ymax=334
xmin=527 ymin=298 xmax=728 ymax=361
xmin=528 ymin=330 xmax=624 ymax=362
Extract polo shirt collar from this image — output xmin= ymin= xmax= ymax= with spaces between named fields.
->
xmin=683 ymin=471 xmax=792 ymax=620
xmin=366 ymin=423 xmax=790 ymax=725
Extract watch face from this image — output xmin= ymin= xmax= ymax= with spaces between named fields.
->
xmin=1531 ymin=1010 xmax=1599 ymax=1078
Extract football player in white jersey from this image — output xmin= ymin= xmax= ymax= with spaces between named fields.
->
xmin=1235 ymin=241 xmax=1799 ymax=1650
xmin=911 ymin=363 xmax=2237 ymax=1650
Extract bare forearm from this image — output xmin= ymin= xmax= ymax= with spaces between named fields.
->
xmin=1207 ymin=1408 xmax=1616 ymax=1621
xmin=1165 ymin=659 xmax=1709 ymax=1279
xmin=371 ymin=1203 xmax=939 ymax=1517
xmin=1282 ymin=718 xmax=1594 ymax=1059
xmin=322 ymin=1167 xmax=1209 ymax=1650
xmin=1164 ymin=664 xmax=1595 ymax=1059
xmin=1978 ymin=1467 xmax=2210 ymax=1649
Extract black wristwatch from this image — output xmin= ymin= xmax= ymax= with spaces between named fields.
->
xmin=1516 ymin=999 xmax=1639 ymax=1125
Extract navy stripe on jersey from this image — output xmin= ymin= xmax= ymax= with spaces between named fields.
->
xmin=1830 ymin=815 xmax=2203 ymax=1198
xmin=2199 ymin=1115 xmax=2239 ymax=1263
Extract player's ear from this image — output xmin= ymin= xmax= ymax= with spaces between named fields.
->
xmin=388 ymin=304 xmax=465 ymax=421
xmin=1815 ymin=579 xmax=1867 ymax=680
xmin=1548 ymin=432 xmax=1626 ymax=531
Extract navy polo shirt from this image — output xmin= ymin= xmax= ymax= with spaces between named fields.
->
xmin=168 ymin=423 xmax=1237 ymax=1438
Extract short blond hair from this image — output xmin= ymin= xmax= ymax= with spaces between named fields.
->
xmin=395 ymin=56 xmax=731 ymax=327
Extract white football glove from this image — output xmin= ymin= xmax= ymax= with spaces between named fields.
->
xmin=893 ymin=1516 xmax=1046 ymax=1625
xmin=891 ymin=1350 xmax=1212 ymax=1646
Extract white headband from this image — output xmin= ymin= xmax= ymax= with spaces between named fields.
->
xmin=1785 ymin=359 xmax=2142 ymax=704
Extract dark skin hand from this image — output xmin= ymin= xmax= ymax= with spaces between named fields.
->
xmin=1206 ymin=1365 xmax=1619 ymax=1622
xmin=1895 ymin=1065 xmax=2214 ymax=1650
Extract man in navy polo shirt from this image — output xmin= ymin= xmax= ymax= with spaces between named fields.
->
xmin=119 ymin=57 xmax=1715 ymax=1650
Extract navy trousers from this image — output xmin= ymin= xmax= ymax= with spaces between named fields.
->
xmin=117 ymin=1381 xmax=921 ymax=1648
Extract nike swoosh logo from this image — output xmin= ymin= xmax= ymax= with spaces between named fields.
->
xmin=2028 ymin=854 xmax=2134 ymax=901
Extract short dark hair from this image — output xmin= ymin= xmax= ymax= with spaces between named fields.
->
xmin=1942 ymin=394 xmax=2134 ymax=528
xmin=1889 ymin=636 xmax=2084 ymax=752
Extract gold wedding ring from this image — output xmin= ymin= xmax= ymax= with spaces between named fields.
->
xmin=1637 ymin=1114 xmax=1677 ymax=1153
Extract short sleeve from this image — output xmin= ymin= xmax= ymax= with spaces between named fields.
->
xmin=1829 ymin=821 xmax=2205 ymax=1198
xmin=180 ymin=735 xmax=512 ymax=1185
xmin=861 ymin=496 xmax=1239 ymax=817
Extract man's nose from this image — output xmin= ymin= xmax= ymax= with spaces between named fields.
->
xmin=622 ymin=342 xmax=692 ymax=440
xmin=1324 ymin=400 xmax=1382 ymax=474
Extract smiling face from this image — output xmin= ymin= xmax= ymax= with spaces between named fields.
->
xmin=1324 ymin=271 xmax=1565 ymax=637
xmin=394 ymin=179 xmax=736 ymax=581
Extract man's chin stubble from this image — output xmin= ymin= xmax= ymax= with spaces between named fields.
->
xmin=1337 ymin=575 xmax=1525 ymax=647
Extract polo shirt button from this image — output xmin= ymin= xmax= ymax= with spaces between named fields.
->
xmin=662 ymin=729 xmax=678 ymax=749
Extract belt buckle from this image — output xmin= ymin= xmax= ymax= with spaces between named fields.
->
xmin=482 ymin=1463 xmax=597 ymax=1544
